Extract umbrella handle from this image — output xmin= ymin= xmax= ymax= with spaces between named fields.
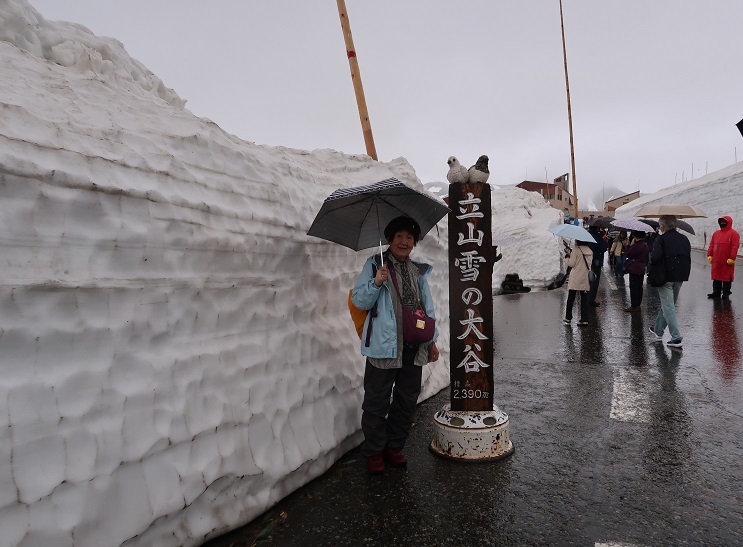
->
xmin=375 ymin=201 xmax=384 ymax=268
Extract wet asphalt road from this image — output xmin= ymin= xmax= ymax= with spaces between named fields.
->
xmin=205 ymin=250 xmax=743 ymax=546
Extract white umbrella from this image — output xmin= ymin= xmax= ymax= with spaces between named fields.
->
xmin=610 ymin=218 xmax=655 ymax=232
xmin=548 ymin=224 xmax=596 ymax=243
xmin=635 ymin=204 xmax=707 ymax=218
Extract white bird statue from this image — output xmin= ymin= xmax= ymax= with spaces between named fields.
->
xmin=468 ymin=155 xmax=490 ymax=184
xmin=446 ymin=156 xmax=470 ymax=184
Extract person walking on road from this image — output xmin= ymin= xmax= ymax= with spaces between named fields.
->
xmin=351 ymin=216 xmax=439 ymax=475
xmin=707 ymin=215 xmax=740 ymax=300
xmin=623 ymin=231 xmax=650 ymax=312
xmin=564 ymin=241 xmax=593 ymax=326
xmin=648 ymin=216 xmax=691 ymax=348
xmin=587 ymin=226 xmax=609 ymax=307
xmin=610 ymin=231 xmax=630 ymax=283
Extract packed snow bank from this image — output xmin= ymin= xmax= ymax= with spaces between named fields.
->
xmin=491 ymin=187 xmax=564 ymax=290
xmin=616 ymin=162 xmax=743 ymax=253
xmin=0 ymin=2 xmax=451 ymax=546
xmin=0 ymin=0 xmax=184 ymax=108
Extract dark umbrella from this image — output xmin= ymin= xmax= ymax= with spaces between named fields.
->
xmin=307 ymin=178 xmax=450 ymax=263
xmin=586 ymin=216 xmax=614 ymax=229
xmin=736 ymin=118 xmax=743 ymax=138
xmin=637 ymin=217 xmax=695 ymax=234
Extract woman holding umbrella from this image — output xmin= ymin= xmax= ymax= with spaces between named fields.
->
xmin=564 ymin=240 xmax=594 ymax=326
xmin=351 ymin=216 xmax=439 ymax=474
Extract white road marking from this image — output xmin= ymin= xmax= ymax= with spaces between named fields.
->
xmin=609 ymin=366 xmax=651 ymax=423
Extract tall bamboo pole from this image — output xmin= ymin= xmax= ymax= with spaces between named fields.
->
xmin=559 ymin=0 xmax=579 ymax=219
xmin=336 ymin=0 xmax=377 ymax=160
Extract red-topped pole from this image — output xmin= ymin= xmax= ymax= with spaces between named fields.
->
xmin=336 ymin=0 xmax=378 ymax=160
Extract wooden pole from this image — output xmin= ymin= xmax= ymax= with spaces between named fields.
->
xmin=559 ymin=0 xmax=579 ymax=219
xmin=336 ymin=0 xmax=378 ymax=160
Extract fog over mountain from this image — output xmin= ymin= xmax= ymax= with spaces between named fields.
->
xmin=588 ymin=184 xmax=631 ymax=210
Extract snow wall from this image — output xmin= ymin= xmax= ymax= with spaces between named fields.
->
xmin=0 ymin=1 xmax=568 ymax=545
xmin=0 ymin=3 xmax=453 ymax=546
xmin=616 ymin=162 xmax=743 ymax=254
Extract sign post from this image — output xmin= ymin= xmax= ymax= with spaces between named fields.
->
xmin=430 ymin=179 xmax=514 ymax=461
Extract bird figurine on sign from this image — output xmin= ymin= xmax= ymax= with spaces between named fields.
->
xmin=446 ymin=156 xmax=470 ymax=184
xmin=468 ymin=155 xmax=490 ymax=184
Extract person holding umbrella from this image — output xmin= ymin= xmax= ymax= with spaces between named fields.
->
xmin=351 ymin=216 xmax=439 ymax=474
xmin=586 ymin=225 xmax=609 ymax=306
xmin=707 ymin=216 xmax=740 ymax=300
xmin=648 ymin=215 xmax=691 ymax=348
xmin=623 ymin=231 xmax=650 ymax=312
xmin=564 ymin=240 xmax=594 ymax=326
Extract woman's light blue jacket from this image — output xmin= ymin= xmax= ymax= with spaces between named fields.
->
xmin=351 ymin=253 xmax=437 ymax=358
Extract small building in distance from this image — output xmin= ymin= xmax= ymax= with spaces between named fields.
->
xmin=516 ymin=173 xmax=574 ymax=215
xmin=605 ymin=190 xmax=640 ymax=212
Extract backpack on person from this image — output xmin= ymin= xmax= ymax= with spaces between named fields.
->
xmin=348 ymin=263 xmax=377 ymax=340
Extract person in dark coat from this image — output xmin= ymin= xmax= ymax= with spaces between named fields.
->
xmin=648 ymin=216 xmax=692 ymax=348
xmin=586 ymin=226 xmax=609 ymax=306
xmin=706 ymin=215 xmax=740 ymax=299
xmin=623 ymin=231 xmax=650 ymax=312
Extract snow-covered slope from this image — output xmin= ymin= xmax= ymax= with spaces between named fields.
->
xmin=616 ymin=162 xmax=743 ymax=252
xmin=492 ymin=187 xmax=564 ymax=289
xmin=0 ymin=2 xmax=452 ymax=546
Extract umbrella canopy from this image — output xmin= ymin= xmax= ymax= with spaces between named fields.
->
xmin=585 ymin=216 xmax=614 ymax=228
xmin=635 ymin=217 xmax=695 ymax=234
xmin=548 ymin=224 xmax=596 ymax=243
xmin=635 ymin=204 xmax=707 ymax=218
xmin=610 ymin=218 xmax=655 ymax=232
xmin=307 ymin=178 xmax=450 ymax=252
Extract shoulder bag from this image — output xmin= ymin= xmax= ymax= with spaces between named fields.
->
xmin=388 ymin=265 xmax=435 ymax=345
xmin=581 ymin=251 xmax=597 ymax=283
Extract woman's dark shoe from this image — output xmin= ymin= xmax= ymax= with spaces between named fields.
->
xmin=382 ymin=448 xmax=408 ymax=468
xmin=366 ymin=454 xmax=385 ymax=474
xmin=708 ymin=293 xmax=721 ymax=299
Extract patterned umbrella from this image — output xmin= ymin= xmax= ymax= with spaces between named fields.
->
xmin=307 ymin=178 xmax=450 ymax=254
xmin=610 ymin=218 xmax=655 ymax=232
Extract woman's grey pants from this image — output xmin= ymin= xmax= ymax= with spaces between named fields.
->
xmin=360 ymin=344 xmax=422 ymax=457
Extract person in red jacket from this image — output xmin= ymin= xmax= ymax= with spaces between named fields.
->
xmin=707 ymin=216 xmax=740 ymax=299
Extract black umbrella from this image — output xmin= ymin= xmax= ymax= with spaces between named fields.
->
xmin=637 ymin=217 xmax=695 ymax=234
xmin=307 ymin=178 xmax=450 ymax=261
xmin=586 ymin=216 xmax=614 ymax=229
xmin=736 ymin=118 xmax=743 ymax=138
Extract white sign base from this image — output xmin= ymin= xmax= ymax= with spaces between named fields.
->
xmin=429 ymin=403 xmax=514 ymax=462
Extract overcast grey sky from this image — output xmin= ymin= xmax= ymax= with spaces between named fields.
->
xmin=30 ymin=0 xmax=743 ymax=205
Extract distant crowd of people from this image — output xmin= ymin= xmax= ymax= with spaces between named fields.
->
xmin=563 ymin=214 xmax=740 ymax=350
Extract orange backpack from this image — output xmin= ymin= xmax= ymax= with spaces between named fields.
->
xmin=348 ymin=290 xmax=368 ymax=338
xmin=348 ymin=264 xmax=378 ymax=341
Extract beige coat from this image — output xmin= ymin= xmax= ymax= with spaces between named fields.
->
xmin=566 ymin=245 xmax=593 ymax=291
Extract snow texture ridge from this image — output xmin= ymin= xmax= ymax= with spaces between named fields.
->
xmin=0 ymin=2 xmax=451 ymax=545
xmin=0 ymin=0 xmax=184 ymax=108
xmin=616 ymin=162 xmax=743 ymax=252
